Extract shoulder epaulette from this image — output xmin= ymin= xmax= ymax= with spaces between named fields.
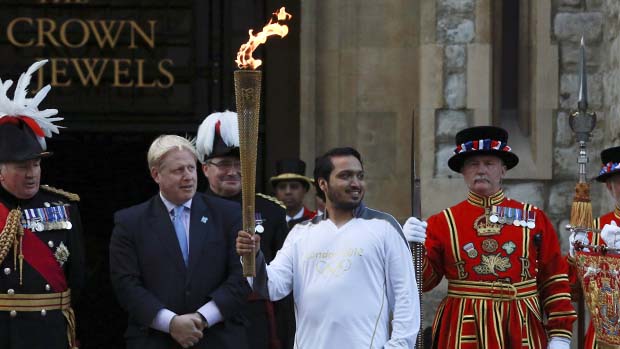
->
xmin=40 ymin=185 xmax=80 ymax=202
xmin=256 ymin=193 xmax=286 ymax=209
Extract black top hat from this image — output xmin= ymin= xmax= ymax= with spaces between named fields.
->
xmin=270 ymin=158 xmax=313 ymax=190
xmin=596 ymin=146 xmax=620 ymax=182
xmin=448 ymin=126 xmax=519 ymax=172
xmin=0 ymin=119 xmax=52 ymax=163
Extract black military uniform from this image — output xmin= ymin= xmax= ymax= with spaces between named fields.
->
xmin=197 ymin=111 xmax=292 ymax=349
xmin=269 ymin=158 xmax=318 ymax=348
xmin=0 ymin=184 xmax=85 ymax=349
xmin=0 ymin=60 xmax=85 ymax=349
xmin=204 ymin=186 xmax=289 ymax=349
xmin=205 ymin=188 xmax=288 ymax=262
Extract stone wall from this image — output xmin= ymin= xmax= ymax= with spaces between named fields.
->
xmin=435 ymin=1 xmax=475 ymax=179
xmin=602 ymin=0 xmax=620 ymax=145
xmin=300 ymin=0 xmax=620 ymax=337
xmin=299 ymin=0 xmax=419 ymax=222
xmin=550 ymin=0 xmax=608 ymax=251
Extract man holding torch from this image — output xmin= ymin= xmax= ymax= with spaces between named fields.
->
xmin=237 ymin=147 xmax=420 ymax=348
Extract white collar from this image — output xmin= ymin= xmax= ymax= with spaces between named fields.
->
xmin=159 ymin=192 xmax=192 ymax=214
xmin=286 ymin=206 xmax=305 ymax=222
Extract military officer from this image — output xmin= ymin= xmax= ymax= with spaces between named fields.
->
xmin=0 ymin=60 xmax=84 ymax=349
xmin=404 ymin=126 xmax=577 ymax=349
xmin=270 ymin=158 xmax=316 ymax=229
xmin=196 ymin=111 xmax=290 ymax=349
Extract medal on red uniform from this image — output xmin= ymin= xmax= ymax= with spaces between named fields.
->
xmin=489 ymin=206 xmax=499 ymax=223
xmin=498 ymin=207 xmax=507 ymax=224
xmin=513 ymin=209 xmax=521 ymax=227
xmin=463 ymin=242 xmax=478 ymax=258
xmin=526 ymin=211 xmax=536 ymax=229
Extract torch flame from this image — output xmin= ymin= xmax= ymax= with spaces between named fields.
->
xmin=235 ymin=7 xmax=292 ymax=70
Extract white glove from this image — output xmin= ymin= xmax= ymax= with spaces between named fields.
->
xmin=547 ymin=337 xmax=570 ymax=349
xmin=601 ymin=220 xmax=620 ymax=249
xmin=569 ymin=230 xmax=589 ymax=257
xmin=403 ymin=217 xmax=427 ymax=244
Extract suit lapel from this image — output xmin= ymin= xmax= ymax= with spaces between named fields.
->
xmin=187 ymin=194 xmax=210 ymax=277
xmin=149 ymin=196 xmax=186 ymax=273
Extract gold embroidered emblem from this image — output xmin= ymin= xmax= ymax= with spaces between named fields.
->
xmin=482 ymin=239 xmax=499 ymax=253
xmin=520 ymin=257 xmax=532 ymax=279
xmin=576 ymin=254 xmax=620 ymax=344
xmin=455 ymin=260 xmax=469 ymax=279
xmin=473 ymin=253 xmax=512 ymax=276
xmin=473 ymin=213 xmax=502 ymax=236
xmin=54 ymin=242 xmax=70 ymax=266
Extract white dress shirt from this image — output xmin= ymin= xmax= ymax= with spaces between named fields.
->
xmin=150 ymin=193 xmax=223 ymax=333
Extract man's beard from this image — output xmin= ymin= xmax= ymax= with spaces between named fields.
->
xmin=332 ymin=200 xmax=360 ymax=211
xmin=326 ymin=186 xmax=363 ymax=211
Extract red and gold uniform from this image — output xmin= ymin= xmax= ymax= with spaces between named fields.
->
xmin=568 ymin=207 xmax=619 ymax=349
xmin=424 ymin=190 xmax=577 ymax=348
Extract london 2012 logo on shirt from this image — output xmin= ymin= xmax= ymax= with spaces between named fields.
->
xmin=304 ymin=248 xmax=363 ymax=277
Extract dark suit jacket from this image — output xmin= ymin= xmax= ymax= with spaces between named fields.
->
xmin=109 ymin=192 xmax=251 ymax=349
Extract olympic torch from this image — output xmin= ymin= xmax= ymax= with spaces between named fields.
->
xmin=235 ymin=7 xmax=292 ymax=277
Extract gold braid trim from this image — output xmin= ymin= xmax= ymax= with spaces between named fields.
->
xmin=256 ymin=193 xmax=286 ymax=210
xmin=62 ymin=307 xmax=79 ymax=349
xmin=40 ymin=185 xmax=80 ymax=202
xmin=0 ymin=209 xmax=22 ymax=267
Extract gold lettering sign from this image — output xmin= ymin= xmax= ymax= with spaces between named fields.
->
xmin=8 ymin=18 xmax=156 ymax=49
xmin=5 ymin=6 xmax=175 ymax=90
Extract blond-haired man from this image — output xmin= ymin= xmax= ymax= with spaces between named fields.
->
xmin=110 ymin=135 xmax=251 ymax=349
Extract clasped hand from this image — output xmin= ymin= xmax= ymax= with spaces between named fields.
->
xmin=170 ymin=313 xmax=206 ymax=348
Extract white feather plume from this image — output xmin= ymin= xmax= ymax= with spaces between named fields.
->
xmin=36 ymin=136 xmax=47 ymax=151
xmin=196 ymin=111 xmax=239 ymax=163
xmin=0 ymin=60 xmax=63 ymax=138
xmin=0 ymin=80 xmax=13 ymax=112
xmin=13 ymin=60 xmax=47 ymax=107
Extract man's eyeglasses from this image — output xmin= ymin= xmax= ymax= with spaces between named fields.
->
xmin=207 ymin=160 xmax=241 ymax=170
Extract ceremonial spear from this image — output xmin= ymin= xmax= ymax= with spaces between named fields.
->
xmin=410 ymin=109 xmax=424 ymax=348
xmin=567 ymin=36 xmax=596 ymax=349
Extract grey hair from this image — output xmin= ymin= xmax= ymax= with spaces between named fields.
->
xmin=147 ymin=135 xmax=198 ymax=169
